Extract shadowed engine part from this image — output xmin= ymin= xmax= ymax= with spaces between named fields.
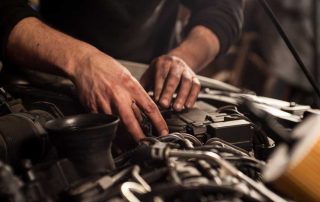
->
xmin=0 ymin=111 xmax=54 ymax=167
xmin=45 ymin=114 xmax=119 ymax=176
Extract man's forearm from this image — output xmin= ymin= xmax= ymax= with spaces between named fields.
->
xmin=6 ymin=17 xmax=169 ymax=139
xmin=168 ymin=25 xmax=221 ymax=72
xmin=7 ymin=17 xmax=99 ymax=78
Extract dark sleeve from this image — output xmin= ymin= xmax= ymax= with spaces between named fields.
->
xmin=181 ymin=0 xmax=244 ymax=54
xmin=0 ymin=0 xmax=39 ymax=60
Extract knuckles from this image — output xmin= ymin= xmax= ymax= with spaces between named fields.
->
xmin=182 ymin=73 xmax=193 ymax=83
xmin=168 ymin=72 xmax=180 ymax=82
xmin=119 ymin=71 xmax=133 ymax=83
xmin=143 ymin=102 xmax=158 ymax=114
xmin=192 ymin=78 xmax=201 ymax=89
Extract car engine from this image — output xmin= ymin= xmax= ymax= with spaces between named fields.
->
xmin=0 ymin=76 xmax=318 ymax=202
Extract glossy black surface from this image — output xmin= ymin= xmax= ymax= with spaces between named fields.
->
xmin=45 ymin=113 xmax=119 ymax=132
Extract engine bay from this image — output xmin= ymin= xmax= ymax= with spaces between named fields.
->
xmin=0 ymin=76 xmax=318 ymax=202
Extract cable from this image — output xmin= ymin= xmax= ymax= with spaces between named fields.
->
xmin=257 ymin=0 xmax=320 ymax=99
xmin=313 ymin=0 xmax=320 ymax=106
xmin=313 ymin=0 xmax=320 ymax=86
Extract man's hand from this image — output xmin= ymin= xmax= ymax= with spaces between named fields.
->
xmin=72 ymin=52 xmax=168 ymax=141
xmin=7 ymin=18 xmax=168 ymax=141
xmin=140 ymin=26 xmax=221 ymax=110
xmin=140 ymin=55 xmax=201 ymax=111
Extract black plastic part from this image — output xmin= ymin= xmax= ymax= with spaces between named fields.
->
xmin=207 ymin=120 xmax=254 ymax=151
xmin=45 ymin=114 xmax=119 ymax=176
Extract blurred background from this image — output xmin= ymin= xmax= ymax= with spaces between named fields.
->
xmin=27 ymin=0 xmax=320 ymax=106
xmin=198 ymin=0 xmax=320 ymax=107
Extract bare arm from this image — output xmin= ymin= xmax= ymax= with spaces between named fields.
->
xmin=7 ymin=17 xmax=168 ymax=140
xmin=141 ymin=0 xmax=243 ymax=111
xmin=7 ymin=17 xmax=93 ymax=76
xmin=169 ymin=25 xmax=220 ymax=72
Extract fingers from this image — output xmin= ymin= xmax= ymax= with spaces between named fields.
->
xmin=134 ymin=87 xmax=169 ymax=136
xmin=131 ymin=101 xmax=144 ymax=123
xmin=76 ymin=54 xmax=167 ymax=142
xmin=154 ymin=59 xmax=170 ymax=102
xmin=173 ymin=71 xmax=193 ymax=111
xmin=158 ymin=63 xmax=183 ymax=108
xmin=185 ymin=77 xmax=201 ymax=108
xmin=153 ymin=55 xmax=201 ymax=110
xmin=96 ymin=94 xmax=113 ymax=114
xmin=130 ymin=76 xmax=168 ymax=136
xmin=116 ymin=99 xmax=146 ymax=141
